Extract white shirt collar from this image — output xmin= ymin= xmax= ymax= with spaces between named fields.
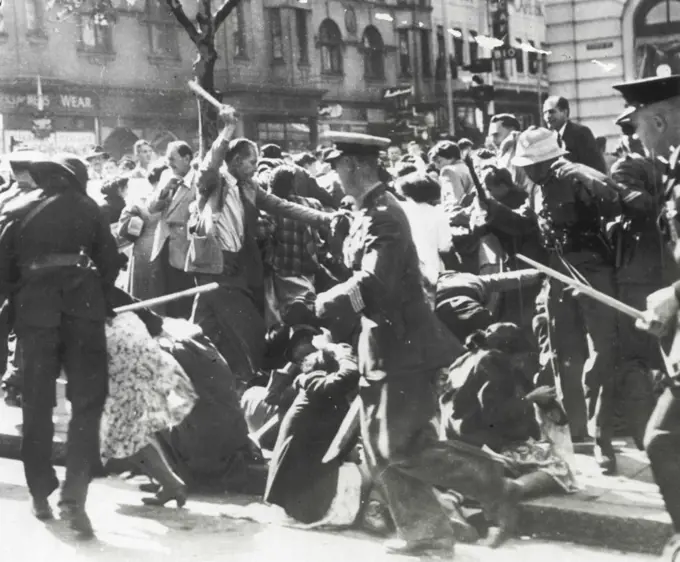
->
xmin=558 ymin=122 xmax=568 ymax=138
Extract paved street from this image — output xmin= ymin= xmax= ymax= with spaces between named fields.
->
xmin=0 ymin=458 xmax=655 ymax=562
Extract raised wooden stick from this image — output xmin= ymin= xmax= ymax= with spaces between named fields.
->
xmin=515 ymin=254 xmax=644 ymax=321
xmin=188 ymin=80 xmax=223 ymax=110
xmin=114 ymin=282 xmax=219 ymax=314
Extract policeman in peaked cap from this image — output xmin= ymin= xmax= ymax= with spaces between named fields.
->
xmin=613 ymin=73 xmax=680 ymax=157
xmin=616 ymin=73 xmax=680 ymax=558
xmin=0 ymin=149 xmax=121 ymax=538
xmin=316 ymin=132 xmax=521 ymax=555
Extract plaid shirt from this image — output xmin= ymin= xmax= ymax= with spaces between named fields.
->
xmin=258 ymin=195 xmax=325 ymax=276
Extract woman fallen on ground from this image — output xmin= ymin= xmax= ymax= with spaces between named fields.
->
xmin=440 ymin=322 xmax=577 ymax=500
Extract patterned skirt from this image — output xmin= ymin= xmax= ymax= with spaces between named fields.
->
xmin=100 ymin=312 xmax=197 ymax=461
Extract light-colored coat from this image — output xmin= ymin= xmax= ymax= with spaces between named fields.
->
xmin=148 ymin=169 xmax=197 ymax=270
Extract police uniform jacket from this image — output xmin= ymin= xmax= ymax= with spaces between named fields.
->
xmin=0 ymin=188 xmax=121 ymax=327
xmin=317 ymin=184 xmax=462 ymax=380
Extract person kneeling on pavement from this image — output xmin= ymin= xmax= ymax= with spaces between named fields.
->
xmin=440 ymin=322 xmax=577 ymax=499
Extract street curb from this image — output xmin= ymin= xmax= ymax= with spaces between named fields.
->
xmin=0 ymin=430 xmax=672 ymax=554
xmin=518 ymin=497 xmax=672 ymax=555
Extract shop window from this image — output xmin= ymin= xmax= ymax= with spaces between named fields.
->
xmin=319 ymin=19 xmax=343 ymax=75
xmin=398 ymin=29 xmax=411 ymax=77
xmin=26 ymin=0 xmax=45 ymax=36
xmin=363 ymin=26 xmax=385 ymax=80
xmin=469 ymin=31 xmax=478 ymax=65
xmin=515 ymin=39 xmax=525 ymax=73
xmin=78 ymin=15 xmax=113 ymax=53
xmin=234 ymin=0 xmax=247 ymax=58
xmin=528 ymin=40 xmax=539 ymax=74
xmin=295 ymin=9 xmax=309 ymax=65
xmin=146 ymin=1 xmax=179 ymax=59
xmin=420 ymin=29 xmax=432 ymax=77
xmin=453 ymin=28 xmax=464 ymax=67
xmin=269 ymin=8 xmax=284 ymax=62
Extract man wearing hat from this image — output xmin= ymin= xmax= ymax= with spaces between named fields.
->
xmin=617 ymin=73 xmax=680 ymax=555
xmin=316 ymin=131 xmax=522 ymax=556
xmin=509 ymin=126 xmax=622 ymax=473
xmin=83 ymin=145 xmax=109 ymax=181
xmin=0 ymin=152 xmax=121 ymax=537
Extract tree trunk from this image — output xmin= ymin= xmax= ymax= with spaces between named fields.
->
xmin=193 ymin=45 xmax=219 ymax=155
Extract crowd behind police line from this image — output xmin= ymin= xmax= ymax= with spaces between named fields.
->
xmin=0 ymin=87 xmax=672 ymax=552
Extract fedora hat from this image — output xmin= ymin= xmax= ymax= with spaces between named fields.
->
xmin=30 ymin=153 xmax=89 ymax=191
xmin=511 ymin=127 xmax=567 ymax=168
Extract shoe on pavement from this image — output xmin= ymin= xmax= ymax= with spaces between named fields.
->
xmin=31 ymin=497 xmax=54 ymax=521
xmin=383 ymin=536 xmax=455 ymax=556
xmin=484 ymin=479 xmax=522 ymax=548
xmin=59 ymin=504 xmax=94 ymax=539
xmin=594 ymin=440 xmax=617 ymax=475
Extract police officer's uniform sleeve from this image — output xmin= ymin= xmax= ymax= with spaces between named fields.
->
xmin=91 ymin=205 xmax=124 ymax=289
xmin=317 ymin=207 xmax=405 ymax=319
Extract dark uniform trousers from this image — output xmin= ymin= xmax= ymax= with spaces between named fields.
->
xmin=359 ymin=373 xmax=507 ymax=542
xmin=18 ymin=316 xmax=108 ymax=505
xmin=645 ymin=386 xmax=680 ymax=531
xmin=536 ymin=252 xmax=619 ymax=440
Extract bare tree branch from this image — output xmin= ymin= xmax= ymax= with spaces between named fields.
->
xmin=164 ymin=0 xmax=200 ymax=45
xmin=213 ymin=0 xmax=242 ymax=32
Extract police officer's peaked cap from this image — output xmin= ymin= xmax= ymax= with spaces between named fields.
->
xmin=613 ymin=74 xmax=680 ymax=109
xmin=322 ymin=132 xmax=391 ymax=162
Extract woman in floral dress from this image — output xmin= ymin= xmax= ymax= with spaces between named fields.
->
xmin=100 ymin=308 xmax=197 ymax=507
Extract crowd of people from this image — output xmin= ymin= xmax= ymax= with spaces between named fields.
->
xmin=2 ymin=74 xmax=680 ymax=559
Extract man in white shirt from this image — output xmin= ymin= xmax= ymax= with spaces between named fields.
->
xmin=187 ymin=111 xmax=335 ymax=386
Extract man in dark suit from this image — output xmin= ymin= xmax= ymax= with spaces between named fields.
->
xmin=316 ymin=132 xmax=521 ymax=556
xmin=543 ymin=96 xmax=607 ymax=173
xmin=0 ymin=153 xmax=121 ymax=537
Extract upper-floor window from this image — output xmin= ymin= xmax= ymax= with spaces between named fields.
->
xmin=635 ymin=0 xmax=680 ymax=35
xmin=295 ymin=9 xmax=309 ymax=65
xmin=515 ymin=39 xmax=525 ymax=73
xmin=234 ymin=0 xmax=247 ymax=57
xmin=79 ymin=16 xmax=113 ymax=53
xmin=453 ymin=28 xmax=464 ymax=66
xmin=541 ymin=43 xmax=548 ymax=76
xmin=469 ymin=31 xmax=478 ymax=64
xmin=269 ymin=8 xmax=284 ymax=62
xmin=363 ymin=26 xmax=384 ymax=79
xmin=319 ymin=19 xmax=343 ymax=75
xmin=0 ymin=3 xmax=6 ymax=35
xmin=26 ymin=0 xmax=45 ymax=35
xmin=528 ymin=40 xmax=539 ymax=74
xmin=398 ymin=29 xmax=411 ymax=77
xmin=146 ymin=0 xmax=179 ymax=58
xmin=420 ymin=29 xmax=432 ymax=76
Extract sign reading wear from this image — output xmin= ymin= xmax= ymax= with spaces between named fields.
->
xmin=0 ymin=90 xmax=99 ymax=115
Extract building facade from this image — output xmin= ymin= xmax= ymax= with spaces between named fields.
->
xmin=0 ymin=0 xmax=200 ymax=157
xmin=431 ymin=0 xmax=549 ymax=140
xmin=544 ymin=0 xmax=677 ymax=144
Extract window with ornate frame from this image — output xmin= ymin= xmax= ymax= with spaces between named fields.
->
xmin=398 ymin=29 xmax=411 ymax=77
xmin=363 ymin=26 xmax=384 ymax=79
xmin=146 ymin=0 xmax=179 ymax=59
xmin=635 ymin=0 xmax=680 ymax=36
xmin=78 ymin=15 xmax=113 ymax=53
xmin=295 ymin=9 xmax=309 ymax=65
xmin=319 ymin=19 xmax=343 ymax=75
xmin=269 ymin=8 xmax=284 ymax=61
xmin=234 ymin=0 xmax=247 ymax=58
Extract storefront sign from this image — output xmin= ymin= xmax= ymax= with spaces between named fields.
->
xmin=586 ymin=41 xmax=614 ymax=51
xmin=0 ymin=90 xmax=99 ymax=115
